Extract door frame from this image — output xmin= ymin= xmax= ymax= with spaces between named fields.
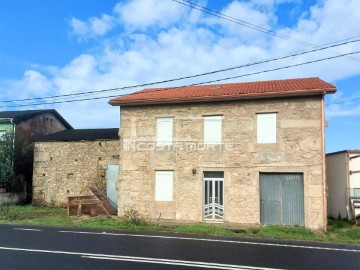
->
xmin=203 ymin=172 xmax=224 ymax=221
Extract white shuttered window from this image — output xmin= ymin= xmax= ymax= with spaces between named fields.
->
xmin=204 ymin=116 xmax=222 ymax=144
xmin=257 ymin=113 xmax=277 ymax=143
xmin=157 ymin=118 xmax=173 ymax=145
xmin=155 ymin=171 xmax=173 ymax=201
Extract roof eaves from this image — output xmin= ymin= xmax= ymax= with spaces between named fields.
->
xmin=6 ymin=109 xmax=73 ymax=129
xmin=38 ymin=138 xmax=118 ymax=143
xmin=326 ymin=150 xmax=360 ymax=156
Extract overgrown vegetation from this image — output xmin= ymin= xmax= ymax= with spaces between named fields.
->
xmin=13 ymin=133 xmax=34 ymax=186
xmin=0 ymin=132 xmax=34 ymax=192
xmin=0 ymin=205 xmax=359 ymax=244
xmin=0 ymin=132 xmax=17 ymax=190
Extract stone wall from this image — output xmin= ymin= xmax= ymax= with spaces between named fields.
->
xmin=117 ymin=96 xmax=327 ymax=230
xmin=33 ymin=140 xmax=119 ymax=206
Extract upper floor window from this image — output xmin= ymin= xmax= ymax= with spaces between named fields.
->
xmin=257 ymin=113 xmax=277 ymax=143
xmin=156 ymin=117 xmax=173 ymax=145
xmin=204 ymin=115 xmax=222 ymax=144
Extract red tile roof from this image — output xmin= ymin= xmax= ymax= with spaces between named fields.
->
xmin=109 ymin=77 xmax=336 ymax=106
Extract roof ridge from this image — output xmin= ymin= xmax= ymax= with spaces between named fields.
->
xmin=138 ymin=77 xmax=321 ymax=94
xmin=138 ymin=77 xmax=320 ymax=92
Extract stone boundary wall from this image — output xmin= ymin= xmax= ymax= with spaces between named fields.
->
xmin=0 ymin=192 xmax=26 ymax=205
xmin=33 ymin=140 xmax=119 ymax=207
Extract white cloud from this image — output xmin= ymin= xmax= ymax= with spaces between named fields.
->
xmin=70 ymin=14 xmax=114 ymax=39
xmin=114 ymin=0 xmax=186 ymax=30
xmin=69 ymin=0 xmax=187 ymax=40
xmin=69 ymin=18 xmax=88 ymax=36
xmin=2 ymin=0 xmax=360 ymax=129
xmin=210 ymin=1 xmax=275 ymax=42
xmin=23 ymin=70 xmax=52 ymax=92
xmin=0 ymin=70 xmax=52 ymax=100
xmin=326 ymin=104 xmax=360 ymax=117
xmin=251 ymin=0 xmax=297 ymax=8
xmin=325 ymin=90 xmax=360 ymax=117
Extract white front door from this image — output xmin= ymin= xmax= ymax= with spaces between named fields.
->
xmin=204 ymin=172 xmax=224 ymax=221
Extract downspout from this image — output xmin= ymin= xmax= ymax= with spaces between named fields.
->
xmin=321 ymin=94 xmax=327 ymax=231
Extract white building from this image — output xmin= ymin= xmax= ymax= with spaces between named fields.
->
xmin=326 ymin=150 xmax=360 ymax=220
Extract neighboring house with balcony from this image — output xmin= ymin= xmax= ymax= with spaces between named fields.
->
xmin=109 ymin=77 xmax=336 ymax=230
xmin=326 ymin=150 xmax=360 ymax=220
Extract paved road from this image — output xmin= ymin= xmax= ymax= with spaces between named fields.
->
xmin=0 ymin=223 xmax=359 ymax=270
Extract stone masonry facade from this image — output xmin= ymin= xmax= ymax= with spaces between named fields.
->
xmin=33 ymin=140 xmax=119 ymax=206
xmin=118 ymin=96 xmax=326 ymax=230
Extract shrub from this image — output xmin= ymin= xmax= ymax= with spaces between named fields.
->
xmin=123 ymin=208 xmax=148 ymax=226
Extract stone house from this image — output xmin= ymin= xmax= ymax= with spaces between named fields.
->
xmin=32 ymin=128 xmax=119 ymax=207
xmin=326 ymin=150 xmax=360 ymax=220
xmin=109 ymin=77 xmax=336 ymax=231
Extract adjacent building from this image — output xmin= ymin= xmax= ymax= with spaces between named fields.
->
xmin=0 ymin=110 xmax=72 ymax=195
xmin=109 ymin=77 xmax=336 ymax=230
xmin=32 ymin=129 xmax=120 ymax=207
xmin=326 ymin=150 xmax=360 ymax=220
xmin=0 ymin=109 xmax=72 ymax=141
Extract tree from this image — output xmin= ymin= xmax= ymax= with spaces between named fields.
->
xmin=0 ymin=132 xmax=16 ymax=190
xmin=13 ymin=133 xmax=34 ymax=184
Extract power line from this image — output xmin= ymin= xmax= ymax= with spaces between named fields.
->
xmin=2 ymin=49 xmax=359 ymax=108
xmin=326 ymin=96 xmax=360 ymax=107
xmin=171 ymin=0 xmax=360 ymax=62
xmin=0 ymin=94 xmax=123 ymax=108
xmin=2 ymin=37 xmax=360 ymax=104
xmin=172 ymin=0 xmax=308 ymax=44
xmin=186 ymin=50 xmax=360 ymax=86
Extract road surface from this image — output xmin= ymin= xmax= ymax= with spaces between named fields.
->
xmin=0 ymin=223 xmax=359 ymax=269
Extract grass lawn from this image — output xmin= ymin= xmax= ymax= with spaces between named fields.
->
xmin=0 ymin=205 xmax=359 ymax=244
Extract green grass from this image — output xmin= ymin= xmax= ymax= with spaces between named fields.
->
xmin=0 ymin=205 xmax=359 ymax=244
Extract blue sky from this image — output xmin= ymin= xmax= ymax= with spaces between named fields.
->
xmin=0 ymin=0 xmax=359 ymax=153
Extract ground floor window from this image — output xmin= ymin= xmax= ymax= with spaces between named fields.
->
xmin=155 ymin=171 xmax=173 ymax=201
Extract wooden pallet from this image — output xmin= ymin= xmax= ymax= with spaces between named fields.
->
xmin=67 ymin=187 xmax=117 ymax=217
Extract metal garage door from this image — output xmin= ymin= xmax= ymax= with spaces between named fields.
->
xmin=260 ymin=173 xmax=304 ymax=226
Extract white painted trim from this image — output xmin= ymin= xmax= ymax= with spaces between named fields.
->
xmin=83 ymin=255 xmax=281 ymax=270
xmin=13 ymin=228 xmax=42 ymax=232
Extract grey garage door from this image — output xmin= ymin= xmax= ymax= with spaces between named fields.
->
xmin=260 ymin=173 xmax=304 ymax=226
